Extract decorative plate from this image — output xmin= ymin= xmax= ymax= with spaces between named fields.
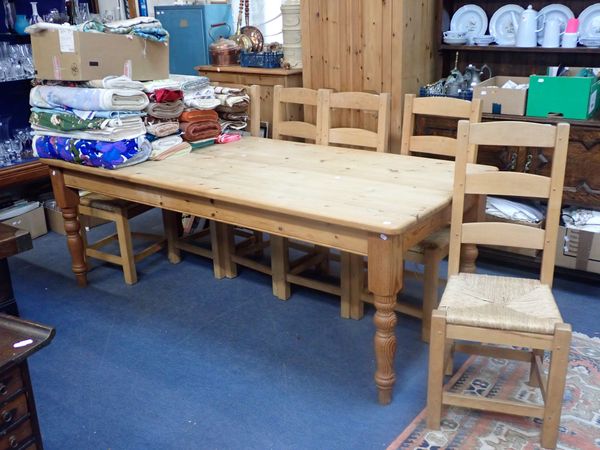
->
xmin=450 ymin=4 xmax=488 ymax=37
xmin=579 ymin=3 xmax=600 ymax=39
xmin=489 ymin=4 xmax=523 ymax=45
xmin=537 ymin=4 xmax=575 ymax=45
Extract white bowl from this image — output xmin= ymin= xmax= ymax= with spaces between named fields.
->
xmin=443 ymin=37 xmax=468 ymax=45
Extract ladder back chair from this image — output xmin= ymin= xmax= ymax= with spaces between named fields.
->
xmin=356 ymin=94 xmax=483 ymax=342
xmin=427 ymin=120 xmax=571 ymax=450
xmin=79 ymin=194 xmax=165 ymax=285
xmin=163 ymin=85 xmax=262 ymax=275
xmin=271 ymin=89 xmax=391 ymax=316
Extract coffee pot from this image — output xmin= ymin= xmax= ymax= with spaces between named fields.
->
xmin=463 ymin=63 xmax=492 ymax=90
xmin=512 ymin=5 xmax=544 ymax=47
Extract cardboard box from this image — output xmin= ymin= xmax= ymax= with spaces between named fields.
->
xmin=526 ymin=69 xmax=600 ymax=120
xmin=473 ymin=76 xmax=530 ymax=116
xmin=1 ymin=206 xmax=47 ymax=239
xmin=555 ymin=226 xmax=600 ymax=274
xmin=483 ymin=213 xmax=543 ymax=258
xmin=31 ymin=29 xmax=169 ymax=81
xmin=44 ymin=200 xmax=108 ymax=235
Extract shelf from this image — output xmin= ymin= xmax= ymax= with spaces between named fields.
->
xmin=0 ymin=34 xmax=31 ymax=44
xmin=482 ymin=113 xmax=600 ymax=129
xmin=440 ymin=44 xmax=600 ymax=54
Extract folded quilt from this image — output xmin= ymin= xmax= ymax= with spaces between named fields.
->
xmin=150 ymin=89 xmax=183 ymax=103
xmin=169 ymin=74 xmax=210 ymax=92
xmin=85 ymin=76 xmax=145 ymax=91
xmin=151 ymin=142 xmax=192 ymax=161
xmin=180 ymin=121 xmax=221 ymax=141
xmin=30 ymin=86 xmax=149 ymax=111
xmin=220 ymin=120 xmax=248 ymax=131
xmin=151 ymin=135 xmax=183 ymax=153
xmin=179 ymin=109 xmax=219 ymax=123
xmin=145 ymin=100 xmax=185 ymax=120
xmin=33 ymin=135 xmax=151 ymax=169
xmin=31 ymin=107 xmax=145 ymax=120
xmin=189 ymin=138 xmax=216 ymax=150
xmin=184 ymin=96 xmax=221 ymax=110
xmin=30 ymin=111 xmax=112 ymax=131
xmin=103 ymin=17 xmax=169 ymax=42
xmin=145 ymin=120 xmax=180 ymax=137
xmin=33 ymin=117 xmax=146 ymax=142
xmin=216 ymin=102 xmax=249 ymax=114
xmin=143 ymin=79 xmax=181 ymax=93
xmin=214 ymin=86 xmax=250 ymax=107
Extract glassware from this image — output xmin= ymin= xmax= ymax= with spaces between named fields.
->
xmin=77 ymin=2 xmax=89 ymax=24
xmin=3 ymin=0 xmax=16 ymax=32
xmin=0 ymin=116 xmax=11 ymax=141
xmin=29 ymin=2 xmax=42 ymax=25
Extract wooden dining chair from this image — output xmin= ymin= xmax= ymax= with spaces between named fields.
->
xmin=359 ymin=94 xmax=482 ymax=342
xmin=427 ymin=120 xmax=571 ymax=450
xmin=78 ymin=194 xmax=165 ymax=285
xmin=272 ymin=89 xmax=391 ymax=314
xmin=162 ymin=85 xmax=262 ymax=272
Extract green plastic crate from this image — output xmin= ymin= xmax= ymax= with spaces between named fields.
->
xmin=526 ymin=74 xmax=600 ymax=120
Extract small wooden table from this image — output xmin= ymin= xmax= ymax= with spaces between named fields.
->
xmin=0 ymin=224 xmax=33 ymax=316
xmin=42 ymin=137 xmax=492 ymax=404
xmin=195 ymin=65 xmax=303 ymax=136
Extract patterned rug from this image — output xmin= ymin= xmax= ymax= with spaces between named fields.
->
xmin=388 ymin=332 xmax=600 ymax=450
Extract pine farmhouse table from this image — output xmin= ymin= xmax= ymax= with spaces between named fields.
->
xmin=42 ymin=137 xmax=494 ymax=404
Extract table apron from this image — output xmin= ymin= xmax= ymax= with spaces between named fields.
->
xmin=63 ymin=171 xmax=371 ymax=255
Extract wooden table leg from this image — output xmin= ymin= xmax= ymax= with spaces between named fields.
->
xmin=460 ymin=194 xmax=485 ymax=273
xmin=49 ymin=169 xmax=88 ymax=287
xmin=210 ymin=221 xmax=237 ymax=279
xmin=368 ymin=234 xmax=402 ymax=405
xmin=162 ymin=210 xmax=182 ymax=264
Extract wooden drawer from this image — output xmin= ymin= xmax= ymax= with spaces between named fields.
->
xmin=0 ymin=394 xmax=28 ymax=433
xmin=0 ymin=418 xmax=36 ymax=450
xmin=0 ymin=369 xmax=23 ymax=404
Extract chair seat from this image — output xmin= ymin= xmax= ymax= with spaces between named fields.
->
xmin=80 ymin=194 xmax=150 ymax=214
xmin=439 ymin=273 xmax=563 ymax=334
xmin=408 ymin=227 xmax=450 ymax=254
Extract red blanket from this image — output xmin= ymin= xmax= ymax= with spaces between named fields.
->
xmin=180 ymin=121 xmax=221 ymax=141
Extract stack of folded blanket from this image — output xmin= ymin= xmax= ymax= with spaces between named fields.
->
xmin=30 ymin=80 xmax=151 ymax=169
xmin=179 ymin=109 xmax=221 ymax=144
xmin=214 ymin=86 xmax=251 ymax=132
xmin=142 ymin=79 xmax=189 ymax=160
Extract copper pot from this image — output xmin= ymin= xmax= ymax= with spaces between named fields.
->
xmin=209 ymin=38 xmax=241 ymax=66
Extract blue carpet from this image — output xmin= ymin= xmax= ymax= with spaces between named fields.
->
xmin=8 ymin=210 xmax=600 ymax=449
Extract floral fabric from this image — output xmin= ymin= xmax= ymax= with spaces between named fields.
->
xmin=34 ymin=135 xmax=150 ymax=169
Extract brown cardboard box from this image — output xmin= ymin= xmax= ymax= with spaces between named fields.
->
xmin=555 ymin=226 xmax=600 ymax=274
xmin=1 ymin=206 xmax=47 ymax=239
xmin=31 ymin=29 xmax=169 ymax=81
xmin=483 ymin=213 xmax=543 ymax=258
xmin=473 ymin=76 xmax=530 ymax=116
xmin=44 ymin=200 xmax=108 ymax=235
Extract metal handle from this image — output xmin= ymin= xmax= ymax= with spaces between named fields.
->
xmin=8 ymin=436 xmax=18 ymax=449
xmin=0 ymin=383 xmax=6 ymax=395
xmin=2 ymin=410 xmax=13 ymax=423
xmin=209 ymin=22 xmax=231 ymax=42
xmin=523 ymin=153 xmax=533 ymax=172
xmin=505 ymin=152 xmax=517 ymax=171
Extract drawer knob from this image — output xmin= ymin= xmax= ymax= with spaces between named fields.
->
xmin=8 ymin=435 xmax=18 ymax=448
xmin=0 ymin=383 xmax=6 ymax=395
xmin=2 ymin=410 xmax=13 ymax=422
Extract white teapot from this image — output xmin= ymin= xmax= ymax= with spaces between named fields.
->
xmin=512 ymin=5 xmax=544 ymax=47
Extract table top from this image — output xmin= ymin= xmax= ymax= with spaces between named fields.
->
xmin=195 ymin=65 xmax=303 ymax=76
xmin=42 ymin=137 xmax=493 ymax=235
xmin=0 ymin=314 xmax=54 ymax=372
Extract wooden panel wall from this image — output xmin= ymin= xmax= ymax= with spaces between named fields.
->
xmin=300 ymin=0 xmax=439 ymax=152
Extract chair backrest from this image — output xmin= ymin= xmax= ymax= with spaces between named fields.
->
xmin=318 ymin=89 xmax=391 ymax=152
xmin=400 ymin=94 xmax=483 ymax=163
xmin=211 ymin=82 xmax=261 ymax=137
xmin=272 ymin=85 xmax=320 ymax=142
xmin=447 ymin=120 xmax=570 ymax=286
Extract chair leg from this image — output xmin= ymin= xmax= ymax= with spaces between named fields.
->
xmin=271 ymin=235 xmax=290 ymax=300
xmin=427 ymin=310 xmax=447 ymax=429
xmin=529 ymin=349 xmax=544 ymax=388
xmin=541 ymin=323 xmax=572 ymax=449
xmin=340 ymin=252 xmax=364 ymax=319
xmin=162 ymin=210 xmax=182 ymax=264
xmin=79 ymin=223 xmax=89 ymax=263
xmin=252 ymin=231 xmax=265 ymax=258
xmin=444 ymin=340 xmax=454 ymax=376
xmin=422 ymin=249 xmax=441 ymax=343
xmin=114 ymin=211 xmax=137 ymax=285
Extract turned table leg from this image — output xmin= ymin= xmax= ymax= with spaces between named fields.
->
xmin=368 ymin=234 xmax=402 ymax=405
xmin=49 ymin=169 xmax=88 ymax=287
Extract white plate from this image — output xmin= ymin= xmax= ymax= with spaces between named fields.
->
xmin=579 ymin=3 xmax=600 ymax=39
xmin=450 ymin=4 xmax=488 ymax=37
xmin=489 ymin=4 xmax=523 ymax=45
xmin=444 ymin=37 xmax=468 ymax=45
xmin=537 ymin=4 xmax=575 ymax=45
